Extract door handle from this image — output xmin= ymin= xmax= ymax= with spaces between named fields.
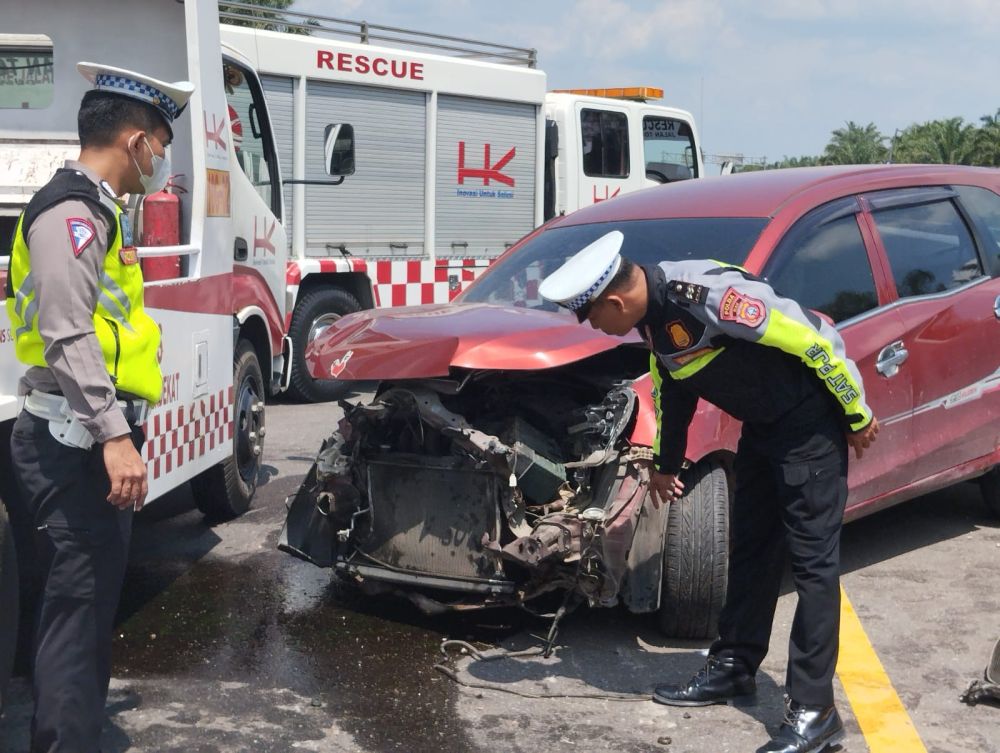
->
xmin=234 ymin=237 xmax=248 ymax=262
xmin=876 ymin=340 xmax=909 ymax=377
xmin=994 ymin=295 xmax=1000 ymax=320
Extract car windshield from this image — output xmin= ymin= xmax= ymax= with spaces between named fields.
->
xmin=459 ymin=217 xmax=770 ymax=312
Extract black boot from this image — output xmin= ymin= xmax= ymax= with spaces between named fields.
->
xmin=652 ymin=655 xmax=756 ymax=706
xmin=756 ymin=697 xmax=845 ymax=753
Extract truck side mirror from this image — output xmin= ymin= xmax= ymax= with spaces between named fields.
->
xmin=324 ymin=124 xmax=355 ymax=177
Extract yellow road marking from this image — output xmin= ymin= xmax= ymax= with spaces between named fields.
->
xmin=836 ymin=587 xmax=927 ymax=752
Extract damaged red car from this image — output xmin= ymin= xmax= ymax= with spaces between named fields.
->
xmin=281 ymin=165 xmax=1000 ymax=638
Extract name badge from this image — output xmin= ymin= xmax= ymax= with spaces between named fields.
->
xmin=119 ymin=247 xmax=140 ymax=265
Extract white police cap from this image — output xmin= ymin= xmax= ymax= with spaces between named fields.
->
xmin=77 ymin=62 xmax=194 ymax=133
xmin=539 ymin=230 xmax=624 ymax=321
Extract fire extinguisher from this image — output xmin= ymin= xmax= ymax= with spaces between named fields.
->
xmin=140 ymin=176 xmax=185 ymax=281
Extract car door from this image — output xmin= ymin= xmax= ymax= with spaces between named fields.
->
xmin=863 ymin=186 xmax=1000 ymax=480
xmin=761 ymin=196 xmax=914 ymax=509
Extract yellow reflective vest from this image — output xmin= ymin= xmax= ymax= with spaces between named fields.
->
xmin=5 ymin=170 xmax=163 ymax=403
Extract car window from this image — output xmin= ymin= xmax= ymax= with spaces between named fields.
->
xmin=581 ymin=108 xmax=629 ymax=178
xmin=764 ymin=209 xmax=878 ymax=324
xmin=871 ymin=199 xmax=982 ymax=297
xmin=460 ymin=217 xmax=768 ymax=311
xmin=955 ymin=185 xmax=1000 ymax=272
xmin=643 ymin=116 xmax=697 ymax=181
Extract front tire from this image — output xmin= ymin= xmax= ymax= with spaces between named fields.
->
xmin=657 ymin=459 xmax=729 ymax=638
xmin=191 ymin=340 xmax=265 ymax=522
xmin=287 ymin=287 xmax=361 ymax=403
xmin=978 ymin=466 xmax=1000 ymax=517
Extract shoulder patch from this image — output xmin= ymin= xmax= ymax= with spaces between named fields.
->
xmin=719 ymin=286 xmax=766 ymax=328
xmin=667 ymin=280 xmax=709 ymax=304
xmin=666 ymin=320 xmax=693 ymax=348
xmin=66 ymin=217 xmax=97 ymax=257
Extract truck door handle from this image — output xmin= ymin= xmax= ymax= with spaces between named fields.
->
xmin=876 ymin=340 xmax=909 ymax=377
xmin=234 ymin=237 xmax=248 ymax=262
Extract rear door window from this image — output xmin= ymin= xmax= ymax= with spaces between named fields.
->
xmin=870 ymin=198 xmax=982 ymax=297
xmin=955 ymin=185 xmax=1000 ymax=274
xmin=763 ymin=199 xmax=879 ymax=323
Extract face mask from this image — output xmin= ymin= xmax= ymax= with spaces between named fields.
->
xmin=130 ymin=135 xmax=171 ymax=194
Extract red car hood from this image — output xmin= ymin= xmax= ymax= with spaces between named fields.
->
xmin=306 ymin=303 xmax=641 ymax=380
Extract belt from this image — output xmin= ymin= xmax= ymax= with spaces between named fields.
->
xmin=22 ymin=391 xmax=149 ymax=450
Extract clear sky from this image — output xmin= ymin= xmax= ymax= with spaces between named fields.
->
xmin=294 ymin=0 xmax=999 ymax=169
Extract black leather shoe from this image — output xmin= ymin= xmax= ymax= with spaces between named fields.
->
xmin=756 ymin=698 xmax=845 ymax=753
xmin=652 ymin=655 xmax=756 ymax=706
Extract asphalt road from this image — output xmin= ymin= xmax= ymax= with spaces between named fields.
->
xmin=2 ymin=396 xmax=998 ymax=752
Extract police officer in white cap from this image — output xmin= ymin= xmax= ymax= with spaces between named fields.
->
xmin=4 ymin=63 xmax=192 ymax=753
xmin=541 ymin=232 xmax=879 ymax=753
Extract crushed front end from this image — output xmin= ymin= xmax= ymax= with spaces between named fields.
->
xmin=280 ymin=356 xmax=662 ymax=614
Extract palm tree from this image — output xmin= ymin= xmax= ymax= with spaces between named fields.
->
xmin=220 ymin=0 xmax=315 ymax=35
xmin=975 ymin=108 xmax=1000 ymax=166
xmin=894 ymin=118 xmax=978 ymax=165
xmin=821 ymin=121 xmax=887 ymax=165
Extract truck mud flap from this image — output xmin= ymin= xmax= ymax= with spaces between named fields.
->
xmin=278 ymin=462 xmax=335 ymax=568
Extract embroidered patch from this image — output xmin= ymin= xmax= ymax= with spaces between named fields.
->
xmin=719 ymin=287 xmax=766 ymax=327
xmin=329 ymin=350 xmax=353 ymax=378
xmin=667 ymin=280 xmax=708 ymax=304
xmin=67 ymin=218 xmax=96 ymax=257
xmin=666 ymin=320 xmax=692 ymax=349
xmin=119 ymin=247 xmax=139 ymax=265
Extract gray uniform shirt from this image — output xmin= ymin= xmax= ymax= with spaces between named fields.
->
xmin=18 ymin=160 xmax=131 ymax=442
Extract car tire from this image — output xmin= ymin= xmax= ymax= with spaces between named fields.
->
xmin=287 ymin=287 xmax=361 ymax=403
xmin=978 ymin=467 xmax=1000 ymax=518
xmin=0 ymin=499 xmax=18 ymax=712
xmin=191 ymin=340 xmax=264 ymax=522
xmin=657 ymin=458 xmax=729 ymax=639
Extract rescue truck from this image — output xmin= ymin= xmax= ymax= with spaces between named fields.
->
xmin=0 ymin=0 xmax=316 ymax=523
xmin=219 ymin=5 xmax=705 ymax=401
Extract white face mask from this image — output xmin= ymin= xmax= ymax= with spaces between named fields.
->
xmin=130 ymin=135 xmax=171 ymax=194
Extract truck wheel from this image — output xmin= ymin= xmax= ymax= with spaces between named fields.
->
xmin=287 ymin=287 xmax=361 ymax=403
xmin=191 ymin=340 xmax=264 ymax=522
xmin=0 ymin=500 xmax=18 ymax=711
xmin=978 ymin=467 xmax=1000 ymax=517
xmin=657 ymin=458 xmax=729 ymax=638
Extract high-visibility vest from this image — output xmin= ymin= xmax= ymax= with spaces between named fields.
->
xmin=5 ymin=169 xmax=163 ymax=403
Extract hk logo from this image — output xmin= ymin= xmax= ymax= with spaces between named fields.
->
xmin=593 ymin=185 xmax=621 ymax=203
xmin=254 ymin=216 xmax=276 ymax=256
xmin=204 ymin=112 xmax=227 ymax=152
xmin=457 ymin=141 xmax=515 ymax=186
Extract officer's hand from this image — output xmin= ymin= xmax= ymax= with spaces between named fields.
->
xmin=649 ymin=471 xmax=685 ymax=509
xmin=103 ymin=434 xmax=149 ymax=511
xmin=847 ymin=417 xmax=880 ymax=460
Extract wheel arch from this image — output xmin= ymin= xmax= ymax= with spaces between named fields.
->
xmin=235 ymin=308 xmax=272 ymax=392
xmin=297 ymin=271 xmax=375 ymax=311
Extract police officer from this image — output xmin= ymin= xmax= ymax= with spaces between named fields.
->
xmin=4 ymin=63 xmax=193 ymax=753
xmin=539 ymin=231 xmax=879 ymax=753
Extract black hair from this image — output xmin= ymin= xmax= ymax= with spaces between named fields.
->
xmin=602 ymin=256 xmax=636 ymax=297
xmin=77 ymin=90 xmax=168 ymax=148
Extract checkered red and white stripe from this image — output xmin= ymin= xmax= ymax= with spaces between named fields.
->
xmin=287 ymin=258 xmax=493 ymax=323
xmin=143 ymin=386 xmax=234 ymax=480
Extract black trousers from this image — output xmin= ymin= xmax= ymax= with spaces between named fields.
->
xmin=9 ymin=411 xmax=140 ymax=753
xmin=710 ymin=404 xmax=848 ymax=707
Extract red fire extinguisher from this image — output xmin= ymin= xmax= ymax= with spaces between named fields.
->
xmin=140 ymin=176 xmax=185 ymax=281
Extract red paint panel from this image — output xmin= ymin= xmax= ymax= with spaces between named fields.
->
xmin=233 ymin=266 xmax=285 ymax=353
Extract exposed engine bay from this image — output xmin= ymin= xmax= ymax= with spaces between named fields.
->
xmin=280 ymin=349 xmax=666 ymax=615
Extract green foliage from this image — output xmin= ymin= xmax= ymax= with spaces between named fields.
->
xmin=752 ymin=110 xmax=1000 ymax=169
xmin=220 ymin=1 xmax=315 ymax=35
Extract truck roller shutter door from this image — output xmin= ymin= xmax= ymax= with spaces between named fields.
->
xmin=305 ymin=81 xmax=425 ymax=258
xmin=436 ymin=96 xmax=537 ymax=259
xmin=261 ymin=75 xmax=294 ymax=247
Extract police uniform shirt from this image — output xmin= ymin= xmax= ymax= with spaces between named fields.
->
xmin=19 ymin=160 xmax=132 ymax=442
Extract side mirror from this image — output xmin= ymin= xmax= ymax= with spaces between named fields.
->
xmin=324 ymin=124 xmax=355 ymax=177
